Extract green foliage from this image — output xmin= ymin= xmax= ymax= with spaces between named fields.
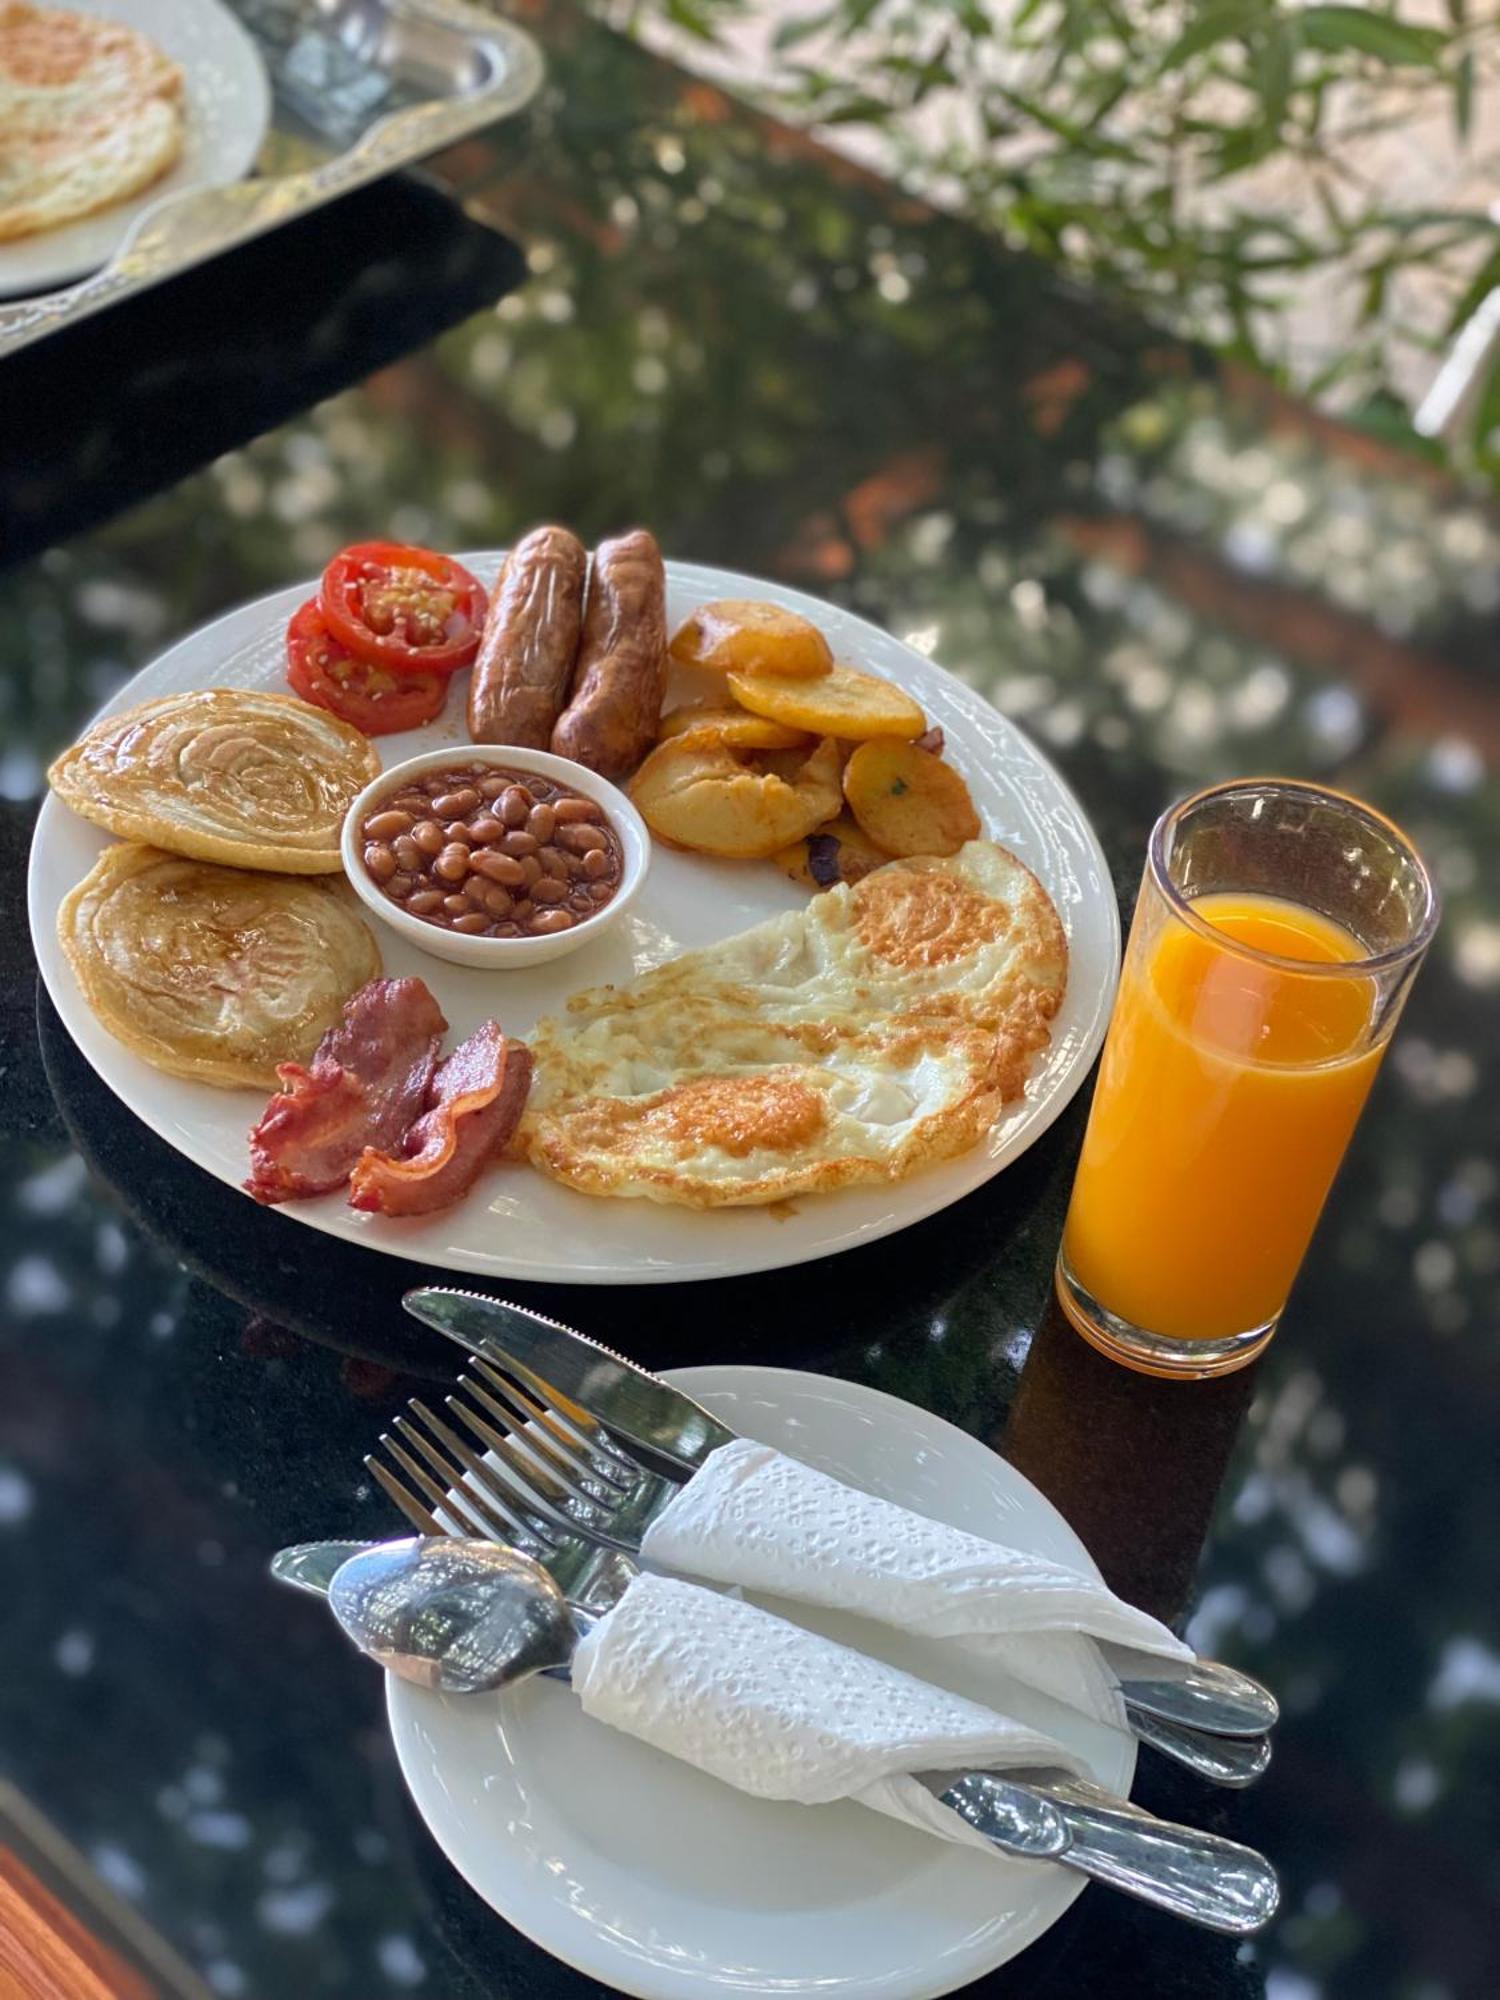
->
xmin=631 ymin=0 xmax=1500 ymax=452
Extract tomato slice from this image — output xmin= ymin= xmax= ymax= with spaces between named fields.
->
xmin=285 ymin=600 xmax=448 ymax=735
xmin=319 ymin=541 xmax=486 ymax=675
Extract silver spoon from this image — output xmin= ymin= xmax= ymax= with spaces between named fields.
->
xmin=286 ymin=1538 xmax=1279 ymax=1934
xmin=325 ymin=1536 xmax=578 ymax=1694
xmin=273 ymin=1540 xmax=1271 ymax=1786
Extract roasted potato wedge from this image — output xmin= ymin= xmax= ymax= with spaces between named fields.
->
xmin=727 ymin=662 xmax=926 ymax=742
xmin=631 ymin=734 xmax=843 ymax=859
xmin=775 ymin=813 xmax=891 ymax=891
xmin=657 ymin=703 xmax=810 ymax=750
xmin=842 ymin=739 xmax=981 ymax=857
xmin=670 ymin=600 xmax=833 ymax=680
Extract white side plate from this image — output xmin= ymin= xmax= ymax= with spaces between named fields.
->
xmin=387 ymin=1365 xmax=1136 ymax=2000
xmin=28 ymin=556 xmax=1120 ymax=1284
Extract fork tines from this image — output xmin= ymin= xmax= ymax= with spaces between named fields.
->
xmin=366 ymin=1353 xmax=638 ymax=1550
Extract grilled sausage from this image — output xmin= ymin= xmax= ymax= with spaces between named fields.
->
xmin=467 ymin=526 xmax=588 ymax=748
xmin=551 ymin=529 xmax=667 ymax=777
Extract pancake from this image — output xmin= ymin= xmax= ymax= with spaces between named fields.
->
xmin=58 ymin=844 xmax=382 ymax=1090
xmin=524 ymin=840 xmax=1068 ymax=1206
xmin=0 ymin=3 xmax=184 ymax=244
xmin=48 ymin=688 xmax=382 ymax=874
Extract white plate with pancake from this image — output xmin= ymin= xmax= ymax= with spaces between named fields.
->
xmin=0 ymin=0 xmax=270 ymax=298
xmin=28 ymin=556 xmax=1120 ymax=1284
xmin=387 ymin=1364 xmax=1136 ymax=1999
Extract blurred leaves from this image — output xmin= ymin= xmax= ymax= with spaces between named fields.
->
xmin=1297 ymin=6 xmax=1446 ymax=62
xmin=630 ymin=0 xmax=1500 ymax=461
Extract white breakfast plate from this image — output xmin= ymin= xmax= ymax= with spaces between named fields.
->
xmin=0 ymin=0 xmax=271 ymax=299
xmin=28 ymin=556 xmax=1119 ymax=1285
xmin=387 ymin=1365 xmax=1136 ymax=2000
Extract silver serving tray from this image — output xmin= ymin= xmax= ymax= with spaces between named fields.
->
xmin=0 ymin=0 xmax=543 ymax=361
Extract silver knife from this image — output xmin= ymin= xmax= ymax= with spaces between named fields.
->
xmin=401 ymin=1287 xmax=734 ymax=1475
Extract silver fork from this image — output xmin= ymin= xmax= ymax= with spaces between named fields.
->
xmin=359 ymin=1438 xmax=1279 ymax=1934
xmin=363 ymin=1358 xmax=657 ymax=1616
xmin=367 ymin=1361 xmax=1270 ymax=1789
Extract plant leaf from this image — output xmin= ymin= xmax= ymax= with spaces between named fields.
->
xmin=1442 ymin=241 xmax=1500 ymax=338
xmin=772 ymin=8 xmax=838 ymax=51
xmin=1255 ymin=24 xmax=1295 ymax=134
xmin=1359 ymin=260 xmax=1391 ymax=321
xmin=1297 ymin=8 xmax=1445 ymax=66
xmin=1160 ymin=1 xmax=1263 ymax=70
xmin=816 ymin=92 xmax=899 ymax=124
xmin=660 ymin=0 xmax=724 ymax=42
xmin=1455 ymin=50 xmax=1474 ymax=139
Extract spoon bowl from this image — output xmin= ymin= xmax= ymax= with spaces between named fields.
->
xmin=328 ymin=1537 xmax=577 ymax=1695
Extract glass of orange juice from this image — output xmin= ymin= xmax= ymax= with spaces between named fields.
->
xmin=1056 ymin=778 xmax=1437 ymax=1379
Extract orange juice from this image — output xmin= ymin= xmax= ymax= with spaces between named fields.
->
xmin=1061 ymin=893 xmax=1381 ymax=1343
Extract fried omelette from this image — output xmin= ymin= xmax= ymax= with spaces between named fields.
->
xmin=0 ymin=3 xmax=184 ymax=245
xmin=524 ymin=840 xmax=1068 ymax=1206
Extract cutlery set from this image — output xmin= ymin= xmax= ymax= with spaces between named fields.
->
xmin=272 ymin=1286 xmax=1282 ymax=1938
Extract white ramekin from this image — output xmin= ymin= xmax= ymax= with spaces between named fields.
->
xmin=341 ymin=746 xmax=651 ymax=968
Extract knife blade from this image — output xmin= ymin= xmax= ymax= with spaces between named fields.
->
xmin=401 ymin=1287 xmax=737 ymax=1475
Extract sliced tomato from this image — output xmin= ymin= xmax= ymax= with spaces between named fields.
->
xmin=285 ymin=600 xmax=447 ymax=735
xmin=319 ymin=541 xmax=486 ymax=675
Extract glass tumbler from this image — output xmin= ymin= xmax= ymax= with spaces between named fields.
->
xmin=1055 ymin=779 xmax=1437 ymax=1379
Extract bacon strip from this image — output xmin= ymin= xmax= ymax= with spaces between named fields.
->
xmin=347 ymin=1023 xmax=533 ymax=1219
xmin=244 ymin=978 xmax=448 ymax=1205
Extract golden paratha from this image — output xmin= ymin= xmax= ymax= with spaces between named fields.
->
xmin=49 ymin=688 xmax=382 ymax=874
xmin=59 ymin=844 xmax=381 ymax=1089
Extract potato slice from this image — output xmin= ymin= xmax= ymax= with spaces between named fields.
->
xmin=842 ymin=739 xmax=981 ymax=857
xmin=727 ymin=662 xmax=926 ymax=742
xmin=775 ymin=813 xmax=891 ymax=891
xmin=669 ymin=601 xmax=833 ymax=680
xmin=631 ymin=735 xmax=843 ymax=859
xmin=657 ymin=704 xmax=810 ymax=750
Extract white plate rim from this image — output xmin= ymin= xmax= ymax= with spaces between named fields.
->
xmin=385 ymin=1363 xmax=1135 ymax=2000
xmin=0 ymin=0 xmax=271 ymax=299
xmin=27 ymin=555 xmax=1120 ymax=1285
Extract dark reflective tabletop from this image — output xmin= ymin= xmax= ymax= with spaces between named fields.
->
xmin=2 ymin=4 xmax=1498 ymax=1995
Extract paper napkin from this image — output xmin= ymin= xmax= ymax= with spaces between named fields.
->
xmin=641 ymin=1439 xmax=1193 ymax=1729
xmin=571 ymin=1570 xmax=1085 ymax=1852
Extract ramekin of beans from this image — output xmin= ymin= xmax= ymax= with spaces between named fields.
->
xmin=340 ymin=749 xmax=651 ymax=967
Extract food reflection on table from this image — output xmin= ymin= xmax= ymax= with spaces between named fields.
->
xmin=43 ymin=522 xmax=1073 ymax=1230
xmin=0 ymin=5 xmax=184 ymax=245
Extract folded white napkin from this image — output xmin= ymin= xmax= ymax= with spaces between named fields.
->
xmin=640 ymin=1440 xmax=1193 ymax=1729
xmin=571 ymin=1571 xmax=1085 ymax=1853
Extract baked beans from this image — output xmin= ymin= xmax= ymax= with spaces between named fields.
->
xmin=359 ymin=762 xmax=624 ymax=939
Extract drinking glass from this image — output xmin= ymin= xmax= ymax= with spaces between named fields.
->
xmin=1055 ymin=778 xmax=1438 ymax=1379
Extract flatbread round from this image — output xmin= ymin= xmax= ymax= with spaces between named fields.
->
xmin=58 ymin=844 xmax=381 ymax=1090
xmin=0 ymin=3 xmax=184 ymax=244
xmin=48 ymin=688 xmax=383 ymax=874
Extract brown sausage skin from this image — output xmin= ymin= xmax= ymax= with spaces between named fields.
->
xmin=467 ymin=526 xmax=588 ymax=747
xmin=550 ymin=530 xmax=667 ymax=778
